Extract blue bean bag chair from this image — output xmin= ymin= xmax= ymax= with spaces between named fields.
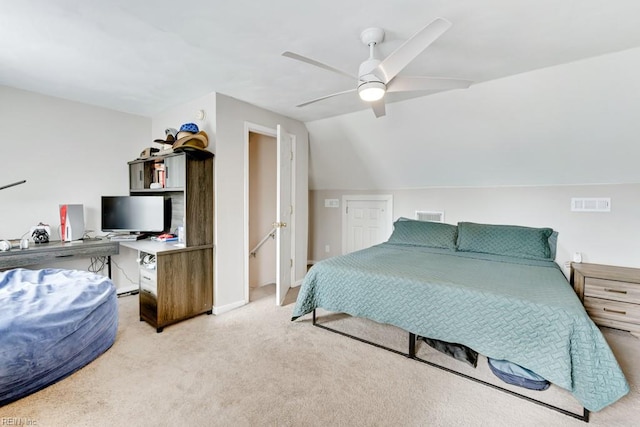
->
xmin=0 ymin=268 xmax=118 ymax=406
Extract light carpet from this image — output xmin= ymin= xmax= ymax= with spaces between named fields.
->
xmin=1 ymin=285 xmax=638 ymax=426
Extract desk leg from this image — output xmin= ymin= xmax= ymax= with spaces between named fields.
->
xmin=107 ymin=255 xmax=112 ymax=279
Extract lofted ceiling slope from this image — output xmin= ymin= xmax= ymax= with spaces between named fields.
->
xmin=1 ymin=1 xmax=640 ymax=122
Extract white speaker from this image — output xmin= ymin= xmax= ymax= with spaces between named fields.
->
xmin=59 ymin=204 xmax=85 ymax=241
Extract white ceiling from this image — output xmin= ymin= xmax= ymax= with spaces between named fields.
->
xmin=2 ymin=0 xmax=640 ymax=122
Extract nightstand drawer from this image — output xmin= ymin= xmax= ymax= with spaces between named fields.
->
xmin=584 ymin=297 xmax=640 ymax=325
xmin=585 ymin=278 xmax=640 ymax=304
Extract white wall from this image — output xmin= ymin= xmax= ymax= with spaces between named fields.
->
xmin=215 ymin=94 xmax=309 ymax=310
xmin=310 ymin=184 xmax=640 ymax=273
xmin=305 ymin=47 xmax=640 ymax=189
xmin=0 ymin=85 xmax=151 ymax=291
xmin=305 ymin=47 xmax=640 ymax=273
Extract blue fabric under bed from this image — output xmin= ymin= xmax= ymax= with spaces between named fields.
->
xmin=0 ymin=268 xmax=118 ymax=406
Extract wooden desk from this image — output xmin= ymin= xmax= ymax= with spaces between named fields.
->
xmin=0 ymin=239 xmax=119 ymax=277
xmin=120 ymin=240 xmax=213 ymax=332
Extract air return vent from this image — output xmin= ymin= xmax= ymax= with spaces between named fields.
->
xmin=415 ymin=211 xmax=445 ymax=222
xmin=571 ymin=198 xmax=611 ymax=212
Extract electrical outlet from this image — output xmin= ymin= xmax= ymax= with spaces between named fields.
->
xmin=325 ymin=245 xmax=330 ymax=253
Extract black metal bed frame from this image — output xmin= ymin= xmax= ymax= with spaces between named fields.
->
xmin=312 ymin=309 xmax=590 ymax=423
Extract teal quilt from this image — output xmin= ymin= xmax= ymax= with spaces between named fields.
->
xmin=292 ymin=243 xmax=629 ymax=412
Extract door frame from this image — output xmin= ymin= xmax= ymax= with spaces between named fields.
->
xmin=341 ymin=194 xmax=393 ymax=255
xmin=243 ymin=122 xmax=296 ymax=304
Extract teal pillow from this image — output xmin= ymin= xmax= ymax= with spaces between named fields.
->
xmin=456 ymin=222 xmax=553 ymax=260
xmin=387 ymin=218 xmax=457 ymax=250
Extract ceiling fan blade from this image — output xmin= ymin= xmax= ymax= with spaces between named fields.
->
xmin=371 ymin=99 xmax=386 ymax=118
xmin=282 ymin=51 xmax=356 ymax=80
xmin=387 ymin=76 xmax=472 ymax=93
xmin=296 ymin=88 xmax=356 ymax=107
xmin=377 ymin=18 xmax=452 ymax=83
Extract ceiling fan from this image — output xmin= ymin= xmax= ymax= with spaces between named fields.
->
xmin=282 ymin=18 xmax=472 ymax=118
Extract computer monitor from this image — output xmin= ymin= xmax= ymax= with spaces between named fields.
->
xmin=101 ymin=196 xmax=169 ymax=233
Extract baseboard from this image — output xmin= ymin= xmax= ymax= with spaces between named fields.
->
xmin=294 ymin=279 xmax=303 ymax=287
xmin=254 ymin=281 xmax=276 ymax=288
xmin=213 ymin=299 xmax=246 ymax=315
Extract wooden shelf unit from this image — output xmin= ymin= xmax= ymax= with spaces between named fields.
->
xmin=135 ymin=243 xmax=213 ymax=332
xmin=127 ymin=152 xmax=214 ymax=332
xmin=128 ymin=153 xmax=213 ymax=247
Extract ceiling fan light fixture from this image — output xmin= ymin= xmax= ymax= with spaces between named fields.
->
xmin=358 ymin=81 xmax=386 ymax=102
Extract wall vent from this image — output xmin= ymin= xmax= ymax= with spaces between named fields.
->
xmin=415 ymin=210 xmax=445 ymax=222
xmin=571 ymin=198 xmax=611 ymax=212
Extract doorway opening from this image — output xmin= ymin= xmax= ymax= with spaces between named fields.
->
xmin=248 ymin=131 xmax=277 ymax=292
xmin=244 ymin=123 xmax=296 ymax=306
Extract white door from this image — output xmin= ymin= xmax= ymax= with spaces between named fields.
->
xmin=275 ymin=125 xmax=293 ymax=305
xmin=343 ymin=198 xmax=392 ymax=254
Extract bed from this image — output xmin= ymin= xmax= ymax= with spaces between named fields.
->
xmin=0 ymin=268 xmax=118 ymax=406
xmin=292 ymin=219 xmax=629 ymax=415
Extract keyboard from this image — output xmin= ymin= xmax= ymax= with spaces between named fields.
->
xmin=110 ymin=234 xmax=146 ymax=241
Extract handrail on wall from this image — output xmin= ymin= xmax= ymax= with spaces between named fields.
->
xmin=250 ymin=226 xmax=277 ymax=258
